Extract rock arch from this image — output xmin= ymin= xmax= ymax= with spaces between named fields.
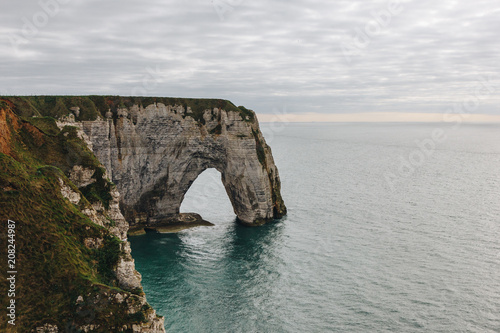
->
xmin=83 ymin=102 xmax=286 ymax=227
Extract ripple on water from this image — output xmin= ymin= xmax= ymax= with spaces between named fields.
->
xmin=130 ymin=124 xmax=500 ymax=332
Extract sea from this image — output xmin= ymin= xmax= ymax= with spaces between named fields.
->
xmin=130 ymin=122 xmax=500 ymax=332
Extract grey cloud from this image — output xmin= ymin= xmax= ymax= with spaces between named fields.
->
xmin=1 ymin=0 xmax=499 ymax=115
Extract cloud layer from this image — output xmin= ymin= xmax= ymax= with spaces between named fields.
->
xmin=1 ymin=0 xmax=499 ymax=116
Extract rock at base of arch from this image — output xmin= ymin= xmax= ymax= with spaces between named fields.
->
xmin=128 ymin=213 xmax=215 ymax=235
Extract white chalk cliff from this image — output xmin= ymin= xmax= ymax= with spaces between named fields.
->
xmin=82 ymin=103 xmax=286 ymax=228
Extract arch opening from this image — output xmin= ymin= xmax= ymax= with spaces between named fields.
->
xmin=180 ymin=168 xmax=236 ymax=223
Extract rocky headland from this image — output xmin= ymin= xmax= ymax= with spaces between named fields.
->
xmin=0 ymin=96 xmax=286 ymax=331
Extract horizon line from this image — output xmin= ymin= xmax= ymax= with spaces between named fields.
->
xmin=256 ymin=112 xmax=500 ymax=123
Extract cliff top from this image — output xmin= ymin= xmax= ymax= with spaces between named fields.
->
xmin=1 ymin=96 xmax=255 ymax=122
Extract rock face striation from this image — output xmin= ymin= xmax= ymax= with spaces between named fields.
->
xmin=81 ymin=103 xmax=286 ymax=227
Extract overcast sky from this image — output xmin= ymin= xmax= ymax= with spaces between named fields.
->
xmin=1 ymin=0 xmax=499 ymax=119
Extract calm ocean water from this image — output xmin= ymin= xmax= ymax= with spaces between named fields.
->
xmin=130 ymin=123 xmax=500 ymax=332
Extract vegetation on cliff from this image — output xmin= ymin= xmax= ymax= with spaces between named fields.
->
xmin=3 ymin=95 xmax=254 ymax=123
xmin=0 ymin=104 xmax=157 ymax=331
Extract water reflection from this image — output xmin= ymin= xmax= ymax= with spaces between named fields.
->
xmin=218 ymin=219 xmax=288 ymax=331
xmin=226 ymin=218 xmax=286 ymax=259
xmin=130 ymin=218 xmax=287 ymax=332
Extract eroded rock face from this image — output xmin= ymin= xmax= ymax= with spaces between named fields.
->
xmin=82 ymin=104 xmax=286 ymax=226
xmin=57 ymin=154 xmax=164 ymax=332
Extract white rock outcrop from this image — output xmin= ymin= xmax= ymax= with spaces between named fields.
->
xmin=82 ymin=103 xmax=286 ymax=226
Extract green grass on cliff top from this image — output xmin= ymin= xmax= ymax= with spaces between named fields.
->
xmin=2 ymin=95 xmax=255 ymax=122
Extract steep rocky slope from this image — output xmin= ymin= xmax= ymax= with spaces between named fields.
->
xmin=0 ymin=102 xmax=164 ymax=332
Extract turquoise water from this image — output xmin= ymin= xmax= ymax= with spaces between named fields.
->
xmin=130 ymin=123 xmax=500 ymax=332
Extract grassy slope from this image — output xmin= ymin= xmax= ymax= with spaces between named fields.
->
xmin=0 ymin=105 xmax=149 ymax=331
